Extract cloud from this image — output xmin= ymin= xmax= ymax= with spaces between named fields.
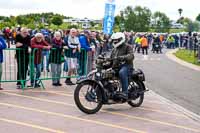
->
xmin=0 ymin=0 xmax=199 ymax=20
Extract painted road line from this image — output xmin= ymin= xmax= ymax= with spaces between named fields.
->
xmin=2 ymin=90 xmax=165 ymax=105
xmin=0 ymin=118 xmax=65 ymax=133
xmin=1 ymin=90 xmax=70 ymax=94
xmin=43 ymin=91 xmax=187 ymax=118
xmin=1 ymin=91 xmax=187 ymax=118
xmin=1 ymin=91 xmax=189 ymax=118
xmin=102 ymin=110 xmax=200 ymax=133
xmin=1 ymin=92 xmax=75 ymax=107
xmin=124 ymin=105 xmax=187 ymax=118
xmin=1 ymin=91 xmax=176 ymax=112
xmin=1 ymin=90 xmax=166 ymax=105
xmin=40 ymin=90 xmax=166 ymax=105
xmin=0 ymin=102 xmax=146 ymax=133
xmin=2 ymin=92 xmax=200 ymax=132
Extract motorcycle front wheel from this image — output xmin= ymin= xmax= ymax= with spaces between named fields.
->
xmin=74 ymin=81 xmax=103 ymax=114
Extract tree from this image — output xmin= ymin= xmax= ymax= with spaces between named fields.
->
xmin=122 ymin=6 xmax=151 ymax=32
xmin=192 ymin=21 xmax=200 ymax=31
xmin=178 ymin=8 xmax=183 ymax=17
xmin=68 ymin=24 xmax=78 ymax=29
xmin=27 ymin=23 xmax=35 ymax=29
xmin=90 ymin=21 xmax=95 ymax=27
xmin=114 ymin=15 xmax=121 ymax=25
xmin=180 ymin=17 xmax=200 ymax=32
xmin=16 ymin=16 xmax=24 ymax=25
xmin=196 ymin=14 xmax=200 ymax=22
xmin=52 ymin=16 xmax=63 ymax=26
xmin=152 ymin=11 xmax=171 ymax=32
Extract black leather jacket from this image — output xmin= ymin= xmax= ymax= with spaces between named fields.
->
xmin=110 ymin=43 xmax=134 ymax=68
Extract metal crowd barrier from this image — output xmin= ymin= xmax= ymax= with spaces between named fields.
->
xmin=1 ymin=48 xmax=31 ymax=90
xmin=30 ymin=48 xmax=88 ymax=89
xmin=0 ymin=48 xmax=91 ymax=90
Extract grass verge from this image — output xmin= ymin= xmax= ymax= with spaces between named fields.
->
xmin=174 ymin=49 xmax=200 ymax=66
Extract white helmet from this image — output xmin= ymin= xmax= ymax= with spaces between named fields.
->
xmin=111 ymin=32 xmax=125 ymax=48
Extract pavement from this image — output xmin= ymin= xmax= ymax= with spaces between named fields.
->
xmin=0 ymin=48 xmax=200 ymax=133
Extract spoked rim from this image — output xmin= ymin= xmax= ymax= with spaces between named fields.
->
xmin=74 ymin=82 xmax=103 ymax=114
xmin=128 ymin=81 xmax=144 ymax=107
xmin=79 ymin=84 xmax=99 ymax=110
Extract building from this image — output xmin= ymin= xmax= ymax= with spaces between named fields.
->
xmin=63 ymin=18 xmax=102 ymax=29
xmin=171 ymin=21 xmax=184 ymax=29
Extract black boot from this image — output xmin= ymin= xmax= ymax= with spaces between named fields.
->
xmin=57 ymin=81 xmax=62 ymax=86
xmin=65 ymin=78 xmax=75 ymax=85
xmin=65 ymin=78 xmax=70 ymax=84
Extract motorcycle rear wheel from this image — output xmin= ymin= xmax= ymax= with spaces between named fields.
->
xmin=127 ymin=80 xmax=145 ymax=107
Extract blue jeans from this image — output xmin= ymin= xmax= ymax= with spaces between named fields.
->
xmin=31 ymin=64 xmax=41 ymax=85
xmin=170 ymin=42 xmax=175 ymax=49
xmin=119 ymin=65 xmax=130 ymax=94
xmin=41 ymin=50 xmax=49 ymax=70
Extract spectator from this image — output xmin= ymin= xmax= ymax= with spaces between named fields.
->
xmin=41 ymin=30 xmax=51 ymax=72
xmin=198 ymin=34 xmax=200 ymax=62
xmin=11 ymin=29 xmax=17 ymax=45
xmin=31 ymin=33 xmax=51 ymax=87
xmin=79 ymin=30 xmax=95 ymax=74
xmin=65 ymin=28 xmax=80 ymax=85
xmin=63 ymin=30 xmax=70 ymax=73
xmin=49 ymin=32 xmax=64 ymax=86
xmin=90 ymin=31 xmax=100 ymax=56
xmin=15 ymin=28 xmax=31 ymax=89
xmin=141 ymin=35 xmax=149 ymax=55
xmin=103 ymin=34 xmax=111 ymax=52
xmin=95 ymin=32 xmax=104 ymax=56
xmin=167 ymin=35 xmax=175 ymax=49
xmin=0 ymin=32 xmax=7 ymax=90
xmin=3 ymin=27 xmax=11 ymax=48
xmin=135 ymin=34 xmax=142 ymax=53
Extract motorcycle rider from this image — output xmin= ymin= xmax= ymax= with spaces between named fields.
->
xmin=109 ymin=32 xmax=134 ymax=99
xmin=152 ymin=34 xmax=162 ymax=53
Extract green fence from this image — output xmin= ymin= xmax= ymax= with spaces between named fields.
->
xmin=29 ymin=48 xmax=88 ymax=89
xmin=0 ymin=48 xmax=88 ymax=90
xmin=1 ymin=48 xmax=31 ymax=90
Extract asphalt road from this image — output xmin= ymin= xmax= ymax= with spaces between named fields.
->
xmin=0 ymin=48 xmax=200 ymax=133
xmin=134 ymin=49 xmax=200 ymax=116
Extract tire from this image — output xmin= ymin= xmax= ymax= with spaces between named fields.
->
xmin=128 ymin=80 xmax=145 ymax=107
xmin=74 ymin=81 xmax=103 ymax=114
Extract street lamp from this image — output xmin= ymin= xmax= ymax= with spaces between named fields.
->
xmin=178 ymin=8 xmax=183 ymax=17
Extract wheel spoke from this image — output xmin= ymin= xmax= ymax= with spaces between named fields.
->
xmin=78 ymin=83 xmax=100 ymax=110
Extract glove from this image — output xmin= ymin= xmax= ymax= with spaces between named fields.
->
xmin=98 ymin=55 xmax=104 ymax=59
xmin=63 ymin=46 xmax=68 ymax=49
xmin=118 ymin=56 xmax=125 ymax=61
xmin=105 ymin=58 xmax=112 ymax=62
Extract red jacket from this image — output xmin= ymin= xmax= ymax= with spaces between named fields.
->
xmin=31 ymin=38 xmax=49 ymax=64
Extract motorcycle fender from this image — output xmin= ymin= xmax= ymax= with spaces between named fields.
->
xmin=132 ymin=69 xmax=145 ymax=82
xmin=138 ymin=80 xmax=147 ymax=91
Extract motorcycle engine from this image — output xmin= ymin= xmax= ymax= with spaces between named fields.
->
xmin=104 ymin=80 xmax=119 ymax=92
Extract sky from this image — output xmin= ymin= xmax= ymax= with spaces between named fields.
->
xmin=0 ymin=0 xmax=199 ymax=21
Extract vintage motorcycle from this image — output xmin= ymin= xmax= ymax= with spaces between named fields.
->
xmin=74 ymin=54 xmax=148 ymax=114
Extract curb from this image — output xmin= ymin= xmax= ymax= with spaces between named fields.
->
xmin=149 ymin=90 xmax=200 ymax=122
xmin=166 ymin=49 xmax=200 ymax=72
